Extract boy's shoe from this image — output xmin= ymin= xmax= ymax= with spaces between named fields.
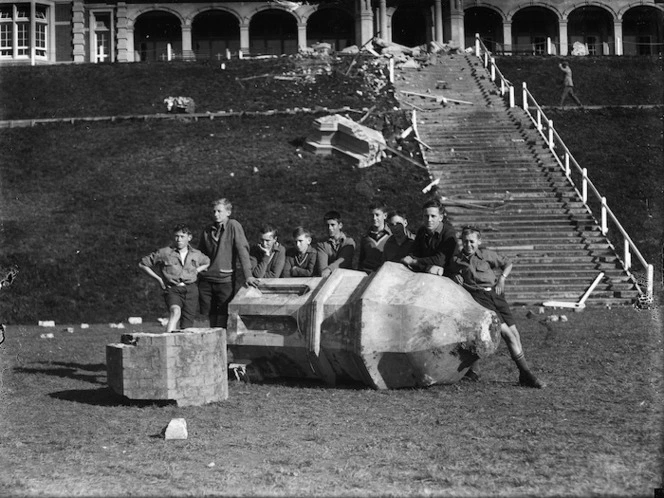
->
xmin=519 ymin=371 xmax=545 ymax=389
xmin=462 ymin=368 xmax=480 ymax=382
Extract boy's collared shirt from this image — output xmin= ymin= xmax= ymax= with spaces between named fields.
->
xmin=410 ymin=221 xmax=457 ymax=270
xmin=450 ymin=247 xmax=510 ymax=290
xmin=141 ymin=245 xmax=210 ymax=287
xmin=316 ymin=232 xmax=355 ymax=275
xmin=383 ymin=231 xmax=415 ymax=263
xmin=249 ymin=242 xmax=286 ymax=278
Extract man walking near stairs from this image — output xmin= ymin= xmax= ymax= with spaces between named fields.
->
xmin=449 ymin=226 xmax=545 ymax=389
xmin=558 ymin=61 xmax=583 ymax=108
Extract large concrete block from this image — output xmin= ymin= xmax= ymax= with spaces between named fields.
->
xmin=106 ymin=328 xmax=228 ymax=406
xmin=227 ymin=262 xmax=501 ymax=389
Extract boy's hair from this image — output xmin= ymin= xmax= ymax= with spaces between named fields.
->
xmin=369 ymin=201 xmax=388 ymax=213
xmin=173 ymin=223 xmax=192 ymax=235
xmin=212 ymin=198 xmax=232 ymax=212
xmin=422 ymin=199 xmax=444 ymax=213
xmin=260 ymin=224 xmax=278 ymax=238
xmin=323 ymin=210 xmax=342 ymax=223
xmin=461 ymin=225 xmax=482 ymax=239
xmin=386 ymin=210 xmax=407 ymax=222
xmin=292 ymin=226 xmax=312 ymax=239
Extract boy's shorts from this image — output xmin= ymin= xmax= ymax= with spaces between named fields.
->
xmin=467 ymin=288 xmax=515 ymax=327
xmin=163 ymin=284 xmax=199 ymax=328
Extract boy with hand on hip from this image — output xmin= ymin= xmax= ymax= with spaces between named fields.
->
xmin=249 ymin=225 xmax=286 ymax=278
xmin=198 ymin=198 xmax=258 ymax=328
xmin=282 ymin=227 xmax=317 ymax=277
xmin=316 ymin=210 xmax=355 ymax=278
xmin=358 ymin=202 xmax=391 ymax=274
xmin=446 ymin=226 xmax=545 ymax=388
xmin=139 ymin=223 xmax=210 ymax=333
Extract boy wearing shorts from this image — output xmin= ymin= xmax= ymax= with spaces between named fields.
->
xmin=139 ymin=224 xmax=210 ymax=333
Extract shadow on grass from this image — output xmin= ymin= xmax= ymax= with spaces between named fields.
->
xmin=49 ymin=386 xmax=175 ymax=408
xmin=14 ymin=361 xmax=107 ymax=385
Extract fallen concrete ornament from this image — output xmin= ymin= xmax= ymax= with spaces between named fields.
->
xmin=227 ymin=262 xmax=502 ymax=389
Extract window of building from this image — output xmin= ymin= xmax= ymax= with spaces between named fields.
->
xmin=586 ymin=36 xmax=597 ymax=55
xmin=0 ymin=3 xmax=49 ymax=61
xmin=90 ymin=10 xmax=113 ymax=63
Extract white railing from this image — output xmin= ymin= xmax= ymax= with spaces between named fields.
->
xmin=473 ymin=34 xmax=654 ymax=300
xmin=475 ymin=34 xmax=515 ymax=108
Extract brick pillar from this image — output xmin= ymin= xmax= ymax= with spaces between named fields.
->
xmin=240 ymin=21 xmax=250 ymax=55
xmin=106 ymin=328 xmax=229 ymax=407
xmin=502 ymin=21 xmax=512 ymax=54
xmin=72 ymin=0 xmax=85 ymax=63
xmin=182 ymin=25 xmax=194 ymax=60
xmin=613 ymin=21 xmax=623 ymax=56
xmin=297 ymin=22 xmax=307 ymax=51
xmin=116 ymin=2 xmax=129 ymax=62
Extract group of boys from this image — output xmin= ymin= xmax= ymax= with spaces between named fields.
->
xmin=140 ymin=197 xmax=545 ymax=389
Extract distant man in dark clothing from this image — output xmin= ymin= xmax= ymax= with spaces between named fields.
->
xmin=401 ymin=199 xmax=457 ymax=275
xmin=559 ymin=61 xmax=583 ymax=108
xmin=198 ymin=198 xmax=258 ymax=328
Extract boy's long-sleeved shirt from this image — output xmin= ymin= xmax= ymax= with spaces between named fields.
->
xmin=383 ymin=231 xmax=415 ymax=263
xmin=316 ymin=232 xmax=355 ymax=275
xmin=249 ymin=242 xmax=286 ymax=278
xmin=140 ymin=245 xmax=209 ymax=287
xmin=449 ymin=247 xmax=510 ymax=290
xmin=282 ymin=246 xmax=317 ymax=277
xmin=198 ymin=219 xmax=253 ymax=283
xmin=410 ymin=221 xmax=457 ymax=271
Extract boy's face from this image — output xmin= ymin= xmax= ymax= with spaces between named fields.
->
xmin=295 ymin=234 xmax=311 ymax=254
xmin=260 ymin=232 xmax=277 ymax=252
xmin=326 ymin=219 xmax=342 ymax=239
xmin=212 ymin=204 xmax=230 ymax=224
xmin=462 ymin=232 xmax=481 ymax=256
xmin=174 ymin=231 xmax=192 ymax=250
xmin=387 ymin=215 xmax=407 ymax=236
xmin=423 ymin=207 xmax=443 ymax=232
xmin=370 ymin=209 xmax=387 ymax=229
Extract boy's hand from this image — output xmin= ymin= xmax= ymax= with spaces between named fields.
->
xmin=427 ymin=265 xmax=444 ymax=276
xmin=245 ymin=276 xmax=259 ymax=288
xmin=453 ymin=274 xmax=464 ymax=285
xmin=157 ymin=277 xmax=166 ymax=290
xmin=321 ymin=268 xmax=332 ymax=278
xmin=259 ymin=245 xmax=271 ymax=256
xmin=400 ymin=255 xmax=416 ymax=267
xmin=495 ymin=276 xmax=506 ymax=295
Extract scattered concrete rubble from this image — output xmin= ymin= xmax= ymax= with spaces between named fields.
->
xmin=164 ymin=418 xmax=188 ymax=440
xmin=164 ymin=96 xmax=196 ymax=114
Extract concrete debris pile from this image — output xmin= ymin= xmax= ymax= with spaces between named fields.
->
xmin=304 ymin=113 xmax=387 ymax=168
xmin=369 ymin=37 xmax=463 ymax=69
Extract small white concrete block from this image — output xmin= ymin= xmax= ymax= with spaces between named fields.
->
xmin=157 ymin=318 xmax=169 ymax=326
xmin=38 ymin=320 xmax=55 ymax=327
xmin=81 ymin=323 xmax=89 ymax=329
xmin=65 ymin=327 xmax=74 ymax=333
xmin=40 ymin=333 xmax=55 ymax=339
xmin=128 ymin=317 xmax=142 ymax=325
xmin=560 ymin=315 xmax=568 ymax=322
xmin=164 ymin=418 xmax=188 ymax=440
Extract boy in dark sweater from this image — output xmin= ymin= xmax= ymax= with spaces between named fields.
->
xmin=282 ymin=227 xmax=317 ymax=277
xmin=358 ymin=202 xmax=391 ymax=274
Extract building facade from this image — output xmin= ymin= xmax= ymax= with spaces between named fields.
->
xmin=1 ymin=0 xmax=662 ymax=64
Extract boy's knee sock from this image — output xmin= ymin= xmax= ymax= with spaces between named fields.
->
xmin=511 ymin=351 xmax=532 ymax=374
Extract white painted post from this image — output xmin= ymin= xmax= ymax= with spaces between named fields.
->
xmin=226 ymin=48 xmax=231 ymax=60
xmin=522 ymin=82 xmax=528 ymax=111
xmin=500 ymin=78 xmax=505 ymax=95
xmin=484 ymin=51 xmax=488 ymax=68
xmin=624 ymin=239 xmax=631 ymax=270
xmin=490 ymin=57 xmax=496 ymax=81
xmin=475 ymin=33 xmax=480 ymax=57
xmin=582 ymin=168 xmax=588 ymax=203
xmin=509 ymin=86 xmax=515 ymax=108
xmin=548 ymin=119 xmax=554 ymax=150
xmin=547 ymin=37 xmax=552 ymax=55
xmin=536 ymin=110 xmax=542 ymax=132
xmin=412 ymin=109 xmax=418 ymax=136
xmin=647 ymin=264 xmax=654 ymax=298
xmin=564 ymin=153 xmax=570 ymax=177
xmin=389 ymin=58 xmax=394 ymax=83
xmin=167 ymin=43 xmax=172 ymax=61
xmin=600 ymin=196 xmax=608 ymax=235
xmin=238 ymin=50 xmax=243 ymax=59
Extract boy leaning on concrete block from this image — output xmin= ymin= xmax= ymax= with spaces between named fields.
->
xmin=139 ymin=224 xmax=210 ymax=333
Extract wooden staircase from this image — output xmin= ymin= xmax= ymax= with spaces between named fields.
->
xmin=395 ymin=54 xmax=639 ymax=306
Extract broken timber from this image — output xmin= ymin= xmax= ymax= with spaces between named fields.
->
xmin=400 ymin=90 xmax=473 ymax=106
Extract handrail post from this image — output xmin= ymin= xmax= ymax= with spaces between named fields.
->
xmin=582 ymin=168 xmax=588 ymax=203
xmin=490 ymin=57 xmax=496 ymax=81
xmin=647 ymin=264 xmax=654 ymax=299
xmin=484 ymin=50 xmax=488 ymax=68
xmin=548 ymin=119 xmax=554 ymax=150
xmin=600 ymin=196 xmax=608 ymax=235
xmin=522 ymin=82 xmax=528 ymax=111
xmin=564 ymin=153 xmax=570 ymax=177
xmin=475 ymin=33 xmax=480 ymax=57
xmin=624 ymin=239 xmax=631 ymax=270
xmin=536 ymin=110 xmax=542 ymax=132
xmin=500 ymin=78 xmax=505 ymax=95
xmin=509 ymin=86 xmax=514 ymax=108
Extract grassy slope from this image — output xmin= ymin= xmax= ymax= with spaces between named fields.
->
xmin=1 ymin=307 xmax=662 ymax=496
xmin=0 ymin=56 xmax=662 ymax=324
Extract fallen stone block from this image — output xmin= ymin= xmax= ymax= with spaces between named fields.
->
xmin=164 ymin=418 xmax=188 ymax=440
xmin=38 ymin=320 xmax=55 ymax=327
xmin=128 ymin=317 xmax=142 ymax=325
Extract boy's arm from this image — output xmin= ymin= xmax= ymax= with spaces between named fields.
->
xmin=316 ymin=243 xmax=330 ymax=277
xmin=263 ymin=247 xmax=286 ymax=278
xmin=139 ymin=253 xmax=166 ymax=289
xmin=281 ymin=255 xmax=292 ymax=278
xmin=327 ymin=239 xmax=355 ymax=272
xmin=196 ymin=253 xmax=210 ymax=274
xmin=291 ymin=250 xmax=317 ymax=277
xmin=250 ymin=245 xmax=269 ymax=278
xmin=495 ymin=260 xmax=513 ymax=295
xmin=232 ymin=222 xmax=259 ymax=286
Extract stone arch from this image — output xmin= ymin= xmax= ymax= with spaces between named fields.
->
xmin=306 ymin=7 xmax=355 ymax=50
xmin=566 ymin=4 xmax=615 ymax=55
xmin=464 ymin=5 xmax=505 ymax=52
xmin=133 ymin=9 xmax=184 ymax=62
xmin=620 ymin=4 xmax=664 ymax=55
xmin=191 ymin=9 xmax=241 ymax=59
xmin=247 ymin=4 xmax=303 ymax=25
xmin=562 ymin=2 xmax=617 ymax=21
xmin=510 ymin=4 xmax=560 ymax=54
xmin=248 ymin=8 xmax=299 ymax=55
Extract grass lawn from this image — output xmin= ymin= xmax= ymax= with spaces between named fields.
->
xmin=1 ymin=306 xmax=662 ymax=496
